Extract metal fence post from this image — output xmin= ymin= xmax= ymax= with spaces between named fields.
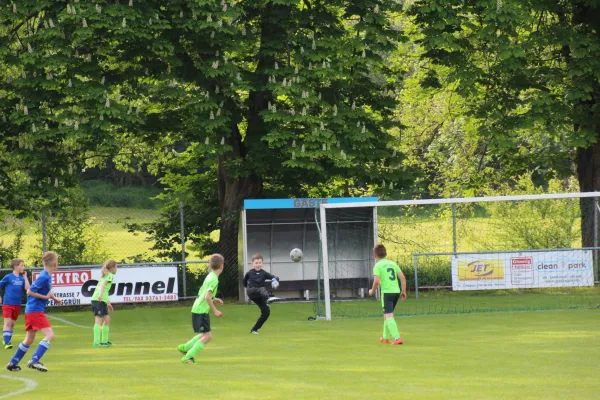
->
xmin=41 ymin=213 xmax=47 ymax=253
xmin=180 ymin=202 xmax=186 ymax=298
xmin=594 ymin=197 xmax=599 ymax=282
xmin=413 ymin=254 xmax=419 ymax=300
xmin=452 ymin=203 xmax=457 ymax=254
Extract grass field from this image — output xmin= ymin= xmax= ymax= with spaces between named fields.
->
xmin=0 ymin=301 xmax=598 ymax=400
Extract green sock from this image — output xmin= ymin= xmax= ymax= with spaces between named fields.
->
xmin=382 ymin=321 xmax=390 ymax=340
xmin=385 ymin=318 xmax=400 ymax=340
xmin=93 ymin=324 xmax=101 ymax=345
xmin=185 ymin=340 xmax=205 ymax=359
xmin=101 ymin=325 xmax=110 ymax=343
xmin=183 ymin=336 xmax=201 ymax=352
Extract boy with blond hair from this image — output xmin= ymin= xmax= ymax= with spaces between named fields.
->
xmin=178 ymin=254 xmax=225 ymax=364
xmin=6 ymin=251 xmax=63 ymax=372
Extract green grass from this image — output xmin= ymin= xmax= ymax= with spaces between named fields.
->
xmin=1 ymin=301 xmax=598 ymax=399
xmin=1 ymin=207 xmax=163 ymax=265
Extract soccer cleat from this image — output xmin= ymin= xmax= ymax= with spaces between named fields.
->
xmin=93 ymin=343 xmax=101 ymax=348
xmin=267 ymin=296 xmax=280 ymax=304
xmin=380 ymin=338 xmax=390 ymax=344
xmin=177 ymin=345 xmax=187 ymax=355
xmin=181 ymin=356 xmax=196 ymax=364
xmin=101 ymin=342 xmax=114 ymax=347
xmin=391 ymin=338 xmax=404 ymax=345
xmin=250 ymin=330 xmax=259 ymax=335
xmin=4 ymin=343 xmax=13 ymax=350
xmin=27 ymin=360 xmax=48 ymax=372
xmin=6 ymin=363 xmax=21 ymax=372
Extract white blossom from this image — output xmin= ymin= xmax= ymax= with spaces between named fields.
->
xmin=82 ymin=18 xmax=88 ymax=28
xmin=292 ymin=140 xmax=296 ymax=147
xmin=205 ymin=137 xmax=210 ymax=145
xmin=27 ymin=43 xmax=33 ymax=53
xmin=210 ymin=111 xmax=215 ymax=120
xmin=221 ymin=137 xmax=225 ymax=145
xmin=301 ymin=144 xmax=305 ymax=153
xmin=122 ymin=18 xmax=127 ymax=28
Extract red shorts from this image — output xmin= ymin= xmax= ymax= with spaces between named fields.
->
xmin=2 ymin=305 xmax=21 ymax=321
xmin=24 ymin=312 xmax=51 ymax=332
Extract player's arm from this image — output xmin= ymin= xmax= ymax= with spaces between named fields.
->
xmin=368 ymin=275 xmax=381 ymax=296
xmin=95 ymin=280 xmax=108 ymax=301
xmin=26 ymin=288 xmax=51 ymax=300
xmin=264 ymin=271 xmax=279 ymax=281
xmin=399 ymin=269 xmax=407 ymax=300
xmin=0 ymin=276 xmax=6 ymax=303
xmin=205 ymin=290 xmax=222 ymax=317
xmin=243 ymin=271 xmax=249 ymax=288
xmin=48 ymin=291 xmax=63 ymax=305
xmin=23 ymin=273 xmax=30 ymax=290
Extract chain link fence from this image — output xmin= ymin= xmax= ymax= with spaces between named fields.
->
xmin=0 ymin=204 xmax=240 ymax=299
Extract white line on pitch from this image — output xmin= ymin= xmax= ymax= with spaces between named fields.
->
xmin=0 ymin=376 xmax=38 ymax=399
xmin=47 ymin=315 xmax=90 ymax=329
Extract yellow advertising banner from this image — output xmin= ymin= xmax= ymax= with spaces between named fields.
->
xmin=457 ymin=259 xmax=504 ymax=280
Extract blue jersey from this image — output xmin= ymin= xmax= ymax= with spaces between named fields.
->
xmin=25 ymin=270 xmax=52 ymax=313
xmin=0 ymin=274 xmax=26 ymax=306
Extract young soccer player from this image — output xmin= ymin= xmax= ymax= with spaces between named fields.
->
xmin=91 ymin=260 xmax=118 ymax=348
xmin=6 ymin=251 xmax=63 ymax=372
xmin=178 ymin=254 xmax=225 ymax=364
xmin=0 ymin=259 xmax=30 ymax=349
xmin=368 ymin=244 xmax=406 ymax=345
xmin=243 ymin=253 xmax=280 ymax=334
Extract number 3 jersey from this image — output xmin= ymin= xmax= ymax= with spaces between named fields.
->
xmin=373 ymin=259 xmax=401 ymax=294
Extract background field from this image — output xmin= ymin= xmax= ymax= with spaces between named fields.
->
xmin=0 ymin=301 xmax=598 ymax=400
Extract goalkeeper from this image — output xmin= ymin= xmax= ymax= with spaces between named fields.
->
xmin=243 ymin=254 xmax=280 ymax=334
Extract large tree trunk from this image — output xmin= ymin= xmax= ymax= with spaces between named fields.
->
xmin=217 ymin=124 xmax=262 ymax=297
xmin=576 ymin=139 xmax=600 ymax=249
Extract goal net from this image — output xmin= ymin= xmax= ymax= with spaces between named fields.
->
xmin=314 ymin=193 xmax=600 ymax=320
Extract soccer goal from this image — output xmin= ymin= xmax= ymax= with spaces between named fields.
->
xmin=316 ymin=192 xmax=600 ymax=320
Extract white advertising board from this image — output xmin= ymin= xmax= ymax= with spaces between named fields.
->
xmin=451 ymin=250 xmax=594 ymax=291
xmin=32 ymin=266 xmax=178 ymax=306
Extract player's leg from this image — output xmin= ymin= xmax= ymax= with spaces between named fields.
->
xmin=93 ymin=315 xmax=103 ymax=347
xmin=385 ymin=294 xmax=403 ymax=345
xmin=182 ymin=315 xmax=211 ymax=363
xmin=101 ymin=313 xmax=112 ymax=346
xmin=380 ymin=294 xmax=391 ymax=343
xmin=250 ymin=295 xmax=270 ymax=334
xmin=6 ymin=329 xmax=36 ymax=371
xmin=3 ymin=314 xmax=16 ymax=349
xmin=28 ymin=326 xmax=54 ymax=372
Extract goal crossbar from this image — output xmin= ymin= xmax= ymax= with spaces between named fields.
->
xmin=320 ymin=192 xmax=600 ymax=209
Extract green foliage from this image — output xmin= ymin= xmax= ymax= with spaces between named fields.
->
xmin=30 ymin=189 xmax=109 ymax=266
xmin=0 ymin=225 xmax=24 ymax=268
xmin=485 ymin=176 xmax=581 ymax=249
xmin=81 ymin=180 xmax=161 ymax=209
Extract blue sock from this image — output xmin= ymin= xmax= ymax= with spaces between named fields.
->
xmin=3 ymin=330 xmax=12 ymax=345
xmin=10 ymin=342 xmax=29 ymax=366
xmin=31 ymin=340 xmax=50 ymax=362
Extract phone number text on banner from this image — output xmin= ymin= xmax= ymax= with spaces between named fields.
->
xmin=32 ymin=266 xmax=178 ymax=306
xmin=451 ymin=250 xmax=594 ymax=291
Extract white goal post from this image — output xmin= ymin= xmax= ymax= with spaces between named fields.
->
xmin=318 ymin=192 xmax=600 ymax=320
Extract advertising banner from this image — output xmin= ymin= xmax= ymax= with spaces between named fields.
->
xmin=32 ymin=266 xmax=178 ymax=306
xmin=451 ymin=250 xmax=594 ymax=291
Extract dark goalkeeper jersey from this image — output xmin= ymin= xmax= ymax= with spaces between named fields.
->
xmin=243 ymin=269 xmax=278 ymax=289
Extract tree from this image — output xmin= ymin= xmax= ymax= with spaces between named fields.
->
xmin=410 ymin=0 xmax=600 ymax=245
xmin=0 ymin=1 xmax=151 ymax=216
xmin=114 ymin=0 xmax=414 ymax=294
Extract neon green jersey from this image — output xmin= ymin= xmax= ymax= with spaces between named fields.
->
xmin=192 ymin=272 xmax=219 ymax=314
xmin=373 ymin=259 xmax=401 ymax=294
xmin=91 ymin=272 xmax=114 ymax=302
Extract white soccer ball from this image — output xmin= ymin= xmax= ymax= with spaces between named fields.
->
xmin=290 ymin=248 xmax=304 ymax=262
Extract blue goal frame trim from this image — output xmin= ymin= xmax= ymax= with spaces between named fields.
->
xmin=244 ymin=197 xmax=378 ymax=210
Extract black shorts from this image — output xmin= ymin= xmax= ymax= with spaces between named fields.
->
xmin=91 ymin=300 xmax=109 ymax=317
xmin=382 ymin=293 xmax=400 ymax=314
xmin=192 ymin=313 xmax=211 ymax=333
